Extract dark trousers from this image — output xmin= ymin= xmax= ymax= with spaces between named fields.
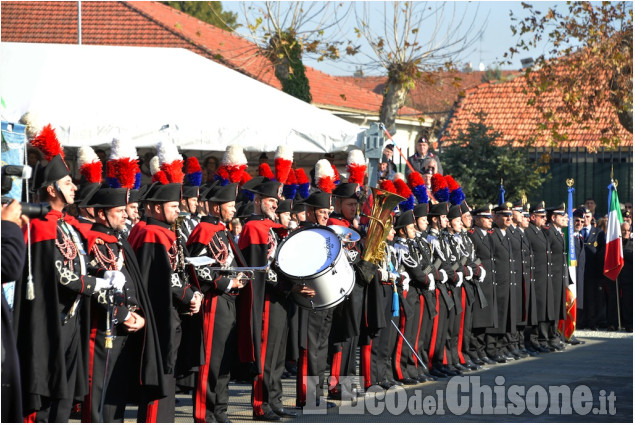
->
xmin=583 ymin=278 xmax=606 ymax=328
xmin=34 ymin=314 xmax=81 ymax=423
xmin=471 ymin=327 xmax=487 ymax=359
xmin=446 ymin=290 xmax=462 ymax=365
xmin=361 ymin=283 xmax=394 ymax=388
xmin=296 ymin=307 xmax=333 ymax=406
xmin=253 ymin=293 xmax=288 ymax=415
xmin=194 ymin=295 xmax=237 ymax=422
xmin=429 ymin=288 xmax=450 ymax=368
xmin=82 ymin=317 xmax=129 ymax=423
xmin=393 ymin=289 xmax=420 ymax=380
xmin=415 ymin=292 xmax=434 ymax=374
xmin=458 ymin=287 xmax=475 ymax=364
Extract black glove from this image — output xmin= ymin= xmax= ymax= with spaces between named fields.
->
xmin=356 ymin=259 xmax=378 ymax=285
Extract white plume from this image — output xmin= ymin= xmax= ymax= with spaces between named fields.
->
xmin=110 ymin=135 xmax=138 ymax=160
xmin=78 ymin=145 xmax=99 ymax=168
xmin=157 ymin=139 xmax=182 ymax=165
xmin=347 ymin=149 xmax=365 ymax=166
xmin=275 ymin=145 xmax=293 ymax=162
xmin=221 ymin=144 xmax=247 ymax=166
xmin=149 ymin=156 xmax=160 ymax=175
xmin=315 ymin=159 xmax=334 ymax=180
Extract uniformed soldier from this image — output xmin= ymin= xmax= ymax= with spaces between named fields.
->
xmin=544 ymin=203 xmax=569 ymax=351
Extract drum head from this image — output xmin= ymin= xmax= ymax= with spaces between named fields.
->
xmin=277 ymin=227 xmax=341 ymax=278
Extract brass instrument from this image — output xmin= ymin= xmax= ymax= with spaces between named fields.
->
xmin=361 ymin=186 xmax=405 ymax=265
xmin=206 ymin=266 xmax=270 ymax=282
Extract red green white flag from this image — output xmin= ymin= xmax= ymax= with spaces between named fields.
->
xmin=603 ymin=182 xmax=624 ymax=281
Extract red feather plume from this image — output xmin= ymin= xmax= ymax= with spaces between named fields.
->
xmin=444 ymin=175 xmax=460 ymax=192
xmin=379 ymin=180 xmax=397 ymax=194
xmin=80 ymin=161 xmax=102 ymax=184
xmin=317 ymin=176 xmax=335 ymax=193
xmin=431 ymin=173 xmax=448 ymax=193
xmin=30 ymin=124 xmax=65 ymax=161
xmin=347 ymin=163 xmax=366 ymax=185
xmin=240 ymin=171 xmax=252 ymax=186
xmin=258 ymin=163 xmax=275 ymax=180
xmin=226 ymin=164 xmax=247 ymax=183
xmin=216 ymin=166 xmax=230 ymax=181
xmin=185 ymin=156 xmax=202 ymax=174
xmin=285 ymin=168 xmax=297 ymax=185
xmin=152 ymin=170 xmax=169 ymax=184
xmin=331 ymin=164 xmax=340 ymax=182
xmin=393 ymin=178 xmax=412 ymax=198
xmin=407 ymin=171 xmax=425 ymax=188
xmin=109 ymin=158 xmax=140 ymax=189
xmin=160 ymin=160 xmax=184 ymax=184
xmin=295 ymin=168 xmax=310 ymax=185
xmin=274 ymin=157 xmax=292 ymax=184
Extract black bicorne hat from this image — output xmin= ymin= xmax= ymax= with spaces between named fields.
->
xmin=85 ymin=187 xmax=129 ymax=209
xmin=303 ymin=191 xmax=331 ymax=209
xmin=428 ymin=202 xmax=449 ymax=217
xmin=413 ymin=203 xmax=429 ymax=218
xmin=394 ymin=210 xmax=414 ymax=230
xmin=448 ymin=204 xmax=462 ymax=220
xmin=277 ymin=199 xmax=293 ymax=214
xmin=206 ymin=183 xmax=238 ymax=204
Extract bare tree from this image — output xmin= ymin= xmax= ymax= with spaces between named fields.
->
xmin=354 ymin=2 xmax=486 ymax=134
xmin=234 ymin=1 xmax=357 ymax=102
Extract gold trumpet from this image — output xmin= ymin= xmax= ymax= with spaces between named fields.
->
xmin=361 ymin=186 xmax=405 ymax=265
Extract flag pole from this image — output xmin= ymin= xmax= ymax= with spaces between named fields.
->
xmin=613 ymin=178 xmax=622 ymax=331
xmin=378 ymin=123 xmax=415 ymax=173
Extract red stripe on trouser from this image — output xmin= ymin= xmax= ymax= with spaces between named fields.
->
xmin=393 ymin=290 xmax=407 ymax=380
xmin=329 ymin=350 xmax=342 ymax=390
xmin=457 ymin=289 xmax=467 ymax=364
xmin=361 ymin=342 xmax=372 ymax=389
xmin=253 ymin=294 xmax=271 ymax=416
xmin=146 ymin=400 xmax=159 ymax=423
xmin=413 ymin=294 xmax=424 ymax=368
xmin=82 ymin=314 xmax=99 ymax=422
xmin=24 ymin=412 xmax=37 ymax=422
xmin=428 ymin=289 xmax=440 ymax=368
xmin=194 ymin=294 xmax=218 ymax=422
xmin=296 ymin=347 xmax=309 ymax=405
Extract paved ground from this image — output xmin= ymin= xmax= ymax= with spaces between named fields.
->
xmin=106 ymin=330 xmax=632 ymax=423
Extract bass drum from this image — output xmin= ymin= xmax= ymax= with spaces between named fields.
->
xmin=276 ymin=225 xmax=355 ymax=310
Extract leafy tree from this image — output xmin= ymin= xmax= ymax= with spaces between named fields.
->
xmin=442 ymin=112 xmax=550 ymax=206
xmin=506 ymin=2 xmax=633 ymax=145
xmin=162 ymin=1 xmax=238 ymax=31
xmin=236 ymin=2 xmax=357 ymax=102
xmin=354 ymin=2 xmax=486 ymax=134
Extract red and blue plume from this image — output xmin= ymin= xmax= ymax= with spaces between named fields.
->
xmin=30 ymin=124 xmax=65 ymax=161
xmin=315 ymin=159 xmax=335 ymax=194
xmin=157 ymin=139 xmax=184 ymax=184
xmin=77 ymin=146 xmax=102 ymax=184
xmin=283 ymin=167 xmax=298 ymax=200
xmin=394 ymin=178 xmax=415 ymax=212
xmin=218 ymin=144 xmax=248 ymax=185
xmin=184 ymin=157 xmax=202 ymax=187
xmin=274 ymin=145 xmax=293 ymax=184
xmin=214 ymin=166 xmax=230 ymax=186
xmin=107 ymin=137 xmax=140 ymax=189
xmin=407 ymin=171 xmax=428 ymax=204
xmin=445 ymin=175 xmax=465 ymax=205
xmin=240 ymin=171 xmax=255 ymax=201
xmin=431 ymin=173 xmax=449 ymax=202
xmin=152 ymin=170 xmax=169 ymax=185
xmin=295 ymin=168 xmax=310 ymax=199
xmin=258 ymin=163 xmax=275 ymax=180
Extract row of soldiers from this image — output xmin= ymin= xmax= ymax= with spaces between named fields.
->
xmin=7 ymin=127 xmax=582 ymax=423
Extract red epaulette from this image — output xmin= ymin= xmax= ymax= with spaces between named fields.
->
xmin=468 ymin=228 xmax=475 ymax=234
xmin=487 ymin=229 xmax=495 ymax=234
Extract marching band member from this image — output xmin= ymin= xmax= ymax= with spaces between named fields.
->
xmin=294 ymin=189 xmax=337 ymax=410
xmin=132 ymin=140 xmax=202 ymax=422
xmin=82 ymin=186 xmax=163 ymax=422
xmin=14 ymin=126 xmax=115 ymax=422
xmin=238 ymin=180 xmax=294 ymax=421
xmin=187 ymin=183 xmax=247 ymax=423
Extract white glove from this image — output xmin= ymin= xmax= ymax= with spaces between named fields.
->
xmin=400 ymin=272 xmax=410 ymax=292
xmin=465 ymin=266 xmax=473 ymax=280
xmin=438 ymin=269 xmax=448 ymax=284
xmin=104 ymin=270 xmax=126 ymax=292
xmin=478 ymin=266 xmax=486 ymax=282
xmin=390 ymin=272 xmax=400 ymax=282
xmin=94 ymin=277 xmax=113 ymax=292
xmin=427 ymin=273 xmax=435 ymax=291
xmin=456 ymin=271 xmax=464 ymax=287
xmin=379 ymin=268 xmax=389 ymax=282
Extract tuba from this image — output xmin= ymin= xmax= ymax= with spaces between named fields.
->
xmin=361 ymin=186 xmax=405 ymax=265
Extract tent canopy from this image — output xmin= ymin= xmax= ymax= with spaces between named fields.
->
xmin=0 ymin=42 xmax=363 ymax=153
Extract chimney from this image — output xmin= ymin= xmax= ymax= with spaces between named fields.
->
xmin=521 ymin=57 xmax=534 ymax=68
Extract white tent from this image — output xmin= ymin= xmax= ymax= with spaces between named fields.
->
xmin=0 ymin=42 xmax=362 ymax=153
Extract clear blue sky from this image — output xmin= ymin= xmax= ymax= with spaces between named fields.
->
xmin=222 ymin=1 xmax=560 ymax=76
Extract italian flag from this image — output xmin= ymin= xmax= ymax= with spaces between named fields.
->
xmin=603 ymin=182 xmax=624 ymax=281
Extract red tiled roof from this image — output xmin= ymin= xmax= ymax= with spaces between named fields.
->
xmin=1 ymin=1 xmax=423 ymax=117
xmin=338 ymin=70 xmax=518 ymax=117
xmin=440 ymin=75 xmax=632 ymax=148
